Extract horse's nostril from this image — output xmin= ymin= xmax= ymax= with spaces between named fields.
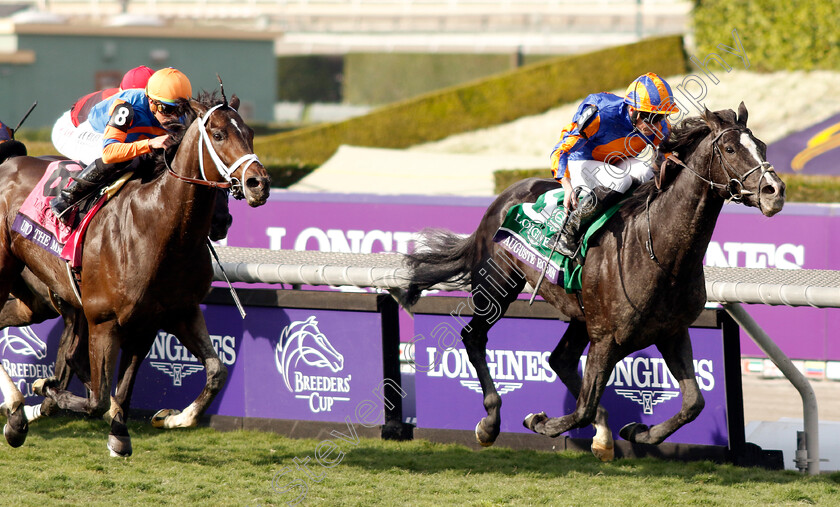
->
xmin=246 ymin=177 xmax=262 ymax=189
xmin=761 ymin=184 xmax=778 ymax=196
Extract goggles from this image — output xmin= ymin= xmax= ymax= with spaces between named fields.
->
xmin=151 ymin=100 xmax=179 ymax=115
xmin=635 ymin=111 xmax=667 ymax=124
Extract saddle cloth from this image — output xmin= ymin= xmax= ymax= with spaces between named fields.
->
xmin=492 ymin=188 xmax=623 ymax=292
xmin=12 ymin=160 xmax=131 ymax=268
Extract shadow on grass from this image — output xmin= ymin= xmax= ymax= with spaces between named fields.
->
xmin=12 ymin=415 xmax=840 ymax=488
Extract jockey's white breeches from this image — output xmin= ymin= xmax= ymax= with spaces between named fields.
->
xmin=567 ymin=157 xmax=654 ymax=194
xmin=51 ymin=111 xmax=102 ymax=166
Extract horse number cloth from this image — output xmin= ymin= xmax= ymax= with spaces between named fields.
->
xmin=492 ymin=188 xmax=624 ymax=292
xmin=12 ymin=160 xmax=129 ymax=267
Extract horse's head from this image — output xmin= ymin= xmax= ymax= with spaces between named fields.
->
xmin=0 ymin=327 xmax=47 ymax=360
xmin=275 ymin=316 xmax=344 ymax=391
xmin=700 ymin=103 xmax=786 ymax=216
xmin=187 ymin=94 xmax=271 ymax=207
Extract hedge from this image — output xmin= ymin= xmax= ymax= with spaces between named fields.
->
xmin=254 ymin=35 xmax=688 ymax=167
xmin=693 ymin=0 xmax=840 ymax=71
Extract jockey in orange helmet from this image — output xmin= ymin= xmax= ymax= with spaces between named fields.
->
xmin=51 ymin=67 xmax=193 ymax=225
xmin=549 ymin=72 xmax=679 ymax=258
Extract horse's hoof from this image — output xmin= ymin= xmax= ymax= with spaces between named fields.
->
xmin=591 ymin=442 xmax=615 ymax=462
xmin=3 ymin=407 xmax=28 ymax=448
xmin=151 ymin=408 xmax=180 ymax=428
xmin=474 ymin=420 xmax=496 ymax=447
xmin=619 ymin=422 xmax=649 ymax=442
xmin=32 ymin=378 xmax=49 ymax=396
xmin=522 ymin=412 xmax=547 ymax=433
xmin=107 ymin=434 xmax=132 ymax=457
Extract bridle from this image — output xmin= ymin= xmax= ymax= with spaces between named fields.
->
xmin=664 ymin=127 xmax=776 ymax=202
xmin=165 ymin=103 xmax=261 ymax=198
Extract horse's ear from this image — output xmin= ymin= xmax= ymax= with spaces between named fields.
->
xmin=736 ymin=101 xmax=748 ymax=127
xmin=702 ymin=107 xmax=722 ymax=131
xmin=189 ymin=99 xmax=208 ymax=116
xmin=230 ymin=94 xmax=240 ymax=111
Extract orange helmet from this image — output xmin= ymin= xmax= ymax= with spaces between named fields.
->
xmin=145 ymin=68 xmax=192 ymax=106
xmin=623 ymin=72 xmax=679 ymax=114
xmin=120 ymin=65 xmax=155 ymax=90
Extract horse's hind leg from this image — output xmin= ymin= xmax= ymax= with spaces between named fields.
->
xmin=464 ymin=253 xmax=525 ymax=447
xmin=541 ymin=319 xmax=614 ymax=461
xmin=525 ymin=339 xmax=620 ymax=440
xmin=620 ymin=329 xmax=705 ymax=445
xmin=152 ymin=306 xmax=226 ymax=429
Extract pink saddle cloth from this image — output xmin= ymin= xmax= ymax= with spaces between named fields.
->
xmin=12 ymin=160 xmax=107 ymax=268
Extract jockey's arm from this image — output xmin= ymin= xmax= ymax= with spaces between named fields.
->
xmin=100 ymin=101 xmax=157 ymax=165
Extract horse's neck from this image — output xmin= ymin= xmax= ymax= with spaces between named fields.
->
xmin=650 ymin=145 xmax=724 ymax=274
xmin=154 ymin=126 xmax=215 ymax=245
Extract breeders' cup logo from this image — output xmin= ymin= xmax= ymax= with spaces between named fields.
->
xmin=0 ymin=326 xmax=54 ymax=398
xmin=146 ymin=331 xmax=238 ymax=386
xmin=1 ymin=327 xmax=47 ymax=359
xmin=275 ymin=316 xmax=351 ymax=413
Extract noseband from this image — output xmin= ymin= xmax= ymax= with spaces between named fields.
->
xmin=165 ymin=103 xmax=261 ymax=198
xmin=709 ymin=128 xmax=776 ymax=202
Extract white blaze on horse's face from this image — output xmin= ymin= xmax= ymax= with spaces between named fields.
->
xmin=739 ymin=131 xmax=786 ymax=217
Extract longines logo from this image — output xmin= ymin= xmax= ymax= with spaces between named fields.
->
xmin=145 ymin=331 xmax=238 ymax=387
xmin=425 ymin=347 xmax=556 ymax=397
xmin=428 ymin=347 xmax=716 ymax=416
xmin=275 ymin=316 xmax=351 ymax=413
xmin=614 ymin=389 xmax=680 ymax=414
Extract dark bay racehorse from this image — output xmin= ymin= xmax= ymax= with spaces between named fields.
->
xmin=0 ymin=92 xmax=271 ymax=455
xmin=402 ymin=104 xmax=785 ymax=460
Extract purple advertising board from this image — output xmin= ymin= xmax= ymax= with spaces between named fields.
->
xmin=1 ymin=302 xmax=386 ymax=426
xmin=225 ymin=192 xmax=840 ymax=361
xmin=411 ymin=314 xmax=728 ymax=446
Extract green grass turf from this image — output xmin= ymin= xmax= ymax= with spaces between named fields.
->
xmin=1 ymin=415 xmax=838 ymax=506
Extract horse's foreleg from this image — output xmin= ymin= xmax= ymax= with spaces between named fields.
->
xmin=152 ymin=307 xmax=226 ymax=429
xmin=525 ymin=341 xmax=618 ymax=439
xmin=0 ymin=363 xmax=27 ymax=447
xmin=620 ymin=330 xmax=705 ymax=445
xmin=544 ymin=320 xmax=614 ymax=461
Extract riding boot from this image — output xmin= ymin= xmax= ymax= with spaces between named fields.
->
xmin=50 ymin=159 xmax=124 ymax=225
xmin=209 ymin=188 xmax=233 ymax=241
xmin=555 ymin=187 xmax=623 ymax=259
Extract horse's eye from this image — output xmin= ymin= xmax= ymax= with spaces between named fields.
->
xmin=725 ymin=146 xmax=735 ymax=154
xmin=213 ymin=131 xmax=225 ymax=142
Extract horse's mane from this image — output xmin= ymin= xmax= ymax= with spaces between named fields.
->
xmin=140 ymin=91 xmax=227 ymax=180
xmin=619 ymin=116 xmax=713 ymax=217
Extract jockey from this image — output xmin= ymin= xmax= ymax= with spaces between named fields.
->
xmin=50 ymin=67 xmax=193 ymax=224
xmin=52 ymin=65 xmax=155 ymax=162
xmin=549 ymin=72 xmax=679 ymax=258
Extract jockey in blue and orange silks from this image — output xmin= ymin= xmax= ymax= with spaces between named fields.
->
xmin=549 ymin=72 xmax=680 ymax=258
xmin=50 ymin=67 xmax=192 ymax=224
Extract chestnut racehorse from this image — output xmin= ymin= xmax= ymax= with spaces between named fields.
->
xmin=0 ymin=92 xmax=270 ymax=455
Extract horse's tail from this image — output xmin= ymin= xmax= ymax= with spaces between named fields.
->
xmin=402 ymin=228 xmax=478 ymax=307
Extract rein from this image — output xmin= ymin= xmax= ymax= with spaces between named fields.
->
xmin=164 ymin=103 xmax=261 ymax=194
xmin=647 ymin=125 xmax=775 ymax=274
xmin=662 ymin=127 xmax=776 ymax=202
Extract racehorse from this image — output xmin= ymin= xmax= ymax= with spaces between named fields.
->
xmin=401 ymin=104 xmax=785 ymax=460
xmin=0 ymin=91 xmax=271 ymax=455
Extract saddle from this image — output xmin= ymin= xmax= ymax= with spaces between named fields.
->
xmin=13 ymin=160 xmax=131 ymax=268
xmin=492 ymin=188 xmax=624 ymax=292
